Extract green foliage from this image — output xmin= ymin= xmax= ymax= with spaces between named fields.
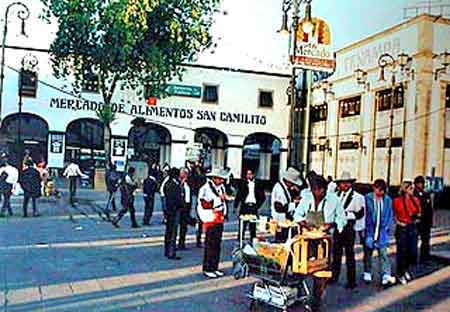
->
xmin=96 ymin=104 xmax=116 ymax=128
xmin=41 ymin=0 xmax=220 ymax=107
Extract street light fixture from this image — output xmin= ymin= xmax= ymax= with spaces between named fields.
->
xmin=318 ymin=135 xmax=331 ymax=175
xmin=377 ymin=52 xmax=414 ymax=187
xmin=433 ymin=50 xmax=450 ymax=80
xmin=354 ymin=68 xmax=370 ymax=91
xmin=0 ymin=1 xmax=30 ymax=125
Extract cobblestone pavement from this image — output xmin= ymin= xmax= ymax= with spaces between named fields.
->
xmin=0 ymin=191 xmax=449 ymax=312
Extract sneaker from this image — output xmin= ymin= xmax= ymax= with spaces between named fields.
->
xmin=363 ymin=272 xmax=372 ymax=283
xmin=404 ymin=271 xmax=412 ymax=281
xmin=382 ymin=274 xmax=396 ymax=286
xmin=398 ymin=275 xmax=408 ymax=285
xmin=203 ymin=271 xmax=218 ymax=279
xmin=214 ymin=270 xmax=225 ymax=277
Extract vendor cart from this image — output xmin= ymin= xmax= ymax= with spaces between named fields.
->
xmin=233 ymin=217 xmax=332 ymax=312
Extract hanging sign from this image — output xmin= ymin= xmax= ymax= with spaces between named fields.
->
xmin=50 ymin=133 xmax=64 ymax=154
xmin=291 ymin=17 xmax=336 ymax=73
xmin=112 ymin=139 xmax=126 ymax=157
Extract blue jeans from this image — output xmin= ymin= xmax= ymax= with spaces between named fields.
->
xmin=395 ymin=224 xmax=418 ymax=276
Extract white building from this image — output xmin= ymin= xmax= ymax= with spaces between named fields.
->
xmin=0 ymin=46 xmax=291 ymax=184
xmin=309 ymin=14 xmax=450 ymax=185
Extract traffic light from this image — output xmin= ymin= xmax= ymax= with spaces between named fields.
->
xmin=19 ymin=69 xmax=38 ymax=98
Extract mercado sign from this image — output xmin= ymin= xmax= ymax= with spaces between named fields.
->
xmin=49 ymin=98 xmax=268 ymax=126
xmin=291 ymin=17 xmax=336 ymax=73
xmin=166 ymin=84 xmax=202 ymax=98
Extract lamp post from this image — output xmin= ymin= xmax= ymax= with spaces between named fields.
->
xmin=278 ymin=0 xmax=313 ymax=173
xmin=17 ymin=54 xmax=38 ymax=164
xmin=433 ymin=50 xmax=450 ymax=80
xmin=377 ymin=52 xmax=413 ymax=186
xmin=318 ymin=135 xmax=331 ymax=176
xmin=0 ymin=2 xmax=30 ymax=125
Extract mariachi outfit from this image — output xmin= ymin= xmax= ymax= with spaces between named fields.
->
xmin=197 ymin=180 xmax=227 ymax=275
xmin=332 ymin=188 xmax=365 ymax=287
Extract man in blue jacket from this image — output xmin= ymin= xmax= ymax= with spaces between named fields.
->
xmin=364 ymin=179 xmax=396 ymax=286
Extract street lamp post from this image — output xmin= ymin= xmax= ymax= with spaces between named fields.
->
xmin=377 ymin=52 xmax=413 ymax=187
xmin=278 ymin=0 xmax=313 ymax=173
xmin=17 ymin=54 xmax=38 ymax=164
xmin=0 ymin=1 xmax=30 ymax=125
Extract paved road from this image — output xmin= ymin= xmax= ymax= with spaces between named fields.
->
xmin=1 ymin=193 xmax=449 ymax=312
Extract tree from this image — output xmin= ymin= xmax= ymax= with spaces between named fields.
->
xmin=41 ymin=0 xmax=219 ymax=168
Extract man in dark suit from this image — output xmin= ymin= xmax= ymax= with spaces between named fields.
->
xmin=164 ymin=168 xmax=183 ymax=260
xmin=234 ymin=169 xmax=266 ymax=242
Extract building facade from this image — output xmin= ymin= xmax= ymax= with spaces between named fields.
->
xmin=0 ymin=47 xmax=291 ymax=184
xmin=309 ymin=14 xmax=450 ymax=185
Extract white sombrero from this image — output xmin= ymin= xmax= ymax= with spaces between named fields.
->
xmin=281 ymin=167 xmax=303 ymax=186
xmin=335 ymin=171 xmax=357 ymax=184
xmin=206 ymin=168 xmax=230 ymax=180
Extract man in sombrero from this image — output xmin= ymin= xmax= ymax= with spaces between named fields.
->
xmin=331 ymin=172 xmax=365 ymax=289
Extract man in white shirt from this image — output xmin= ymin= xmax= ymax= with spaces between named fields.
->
xmin=0 ymin=160 xmax=19 ymax=217
xmin=178 ymin=168 xmax=193 ymax=250
xmin=271 ymin=167 xmax=303 ymax=242
xmin=331 ymin=172 xmax=365 ymax=289
xmin=63 ymin=160 xmax=88 ymax=206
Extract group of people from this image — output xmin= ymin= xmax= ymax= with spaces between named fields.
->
xmin=0 ymin=151 xmax=50 ymax=218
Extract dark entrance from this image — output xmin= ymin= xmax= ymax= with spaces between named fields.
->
xmin=194 ymin=128 xmax=228 ymax=171
xmin=0 ymin=113 xmax=49 ymax=168
xmin=242 ymin=133 xmax=281 ymax=183
xmin=65 ymin=118 xmax=105 ymax=188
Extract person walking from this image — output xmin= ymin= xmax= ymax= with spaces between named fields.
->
xmin=331 ymin=172 xmax=365 ymax=289
xmin=163 ymin=168 xmax=183 ymax=260
xmin=178 ymin=168 xmax=193 ymax=250
xmin=363 ymin=179 xmax=396 ymax=287
xmin=105 ymin=163 xmax=121 ymax=215
xmin=112 ymin=167 xmax=139 ymax=228
xmin=393 ymin=181 xmax=421 ymax=284
xmin=63 ymin=160 xmax=88 ymax=206
xmin=413 ymin=176 xmax=433 ymax=263
xmin=20 ymin=160 xmax=42 ymax=217
xmin=197 ymin=169 xmax=229 ymax=278
xmin=188 ymin=163 xmax=206 ymax=248
xmin=234 ymin=169 xmax=266 ymax=242
xmin=0 ymin=158 xmax=19 ymax=217
xmin=293 ymin=175 xmax=346 ymax=311
xmin=142 ymin=169 xmax=158 ymax=226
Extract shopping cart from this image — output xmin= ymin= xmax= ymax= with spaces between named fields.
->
xmin=233 ymin=217 xmax=332 ymax=312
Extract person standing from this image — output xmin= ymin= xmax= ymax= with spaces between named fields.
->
xmin=142 ymin=169 xmax=158 ymax=226
xmin=293 ymin=175 xmax=346 ymax=311
xmin=188 ymin=163 xmax=206 ymax=248
xmin=20 ymin=160 xmax=42 ymax=217
xmin=413 ymin=176 xmax=433 ymax=263
xmin=197 ymin=169 xmax=229 ymax=278
xmin=0 ymin=159 xmax=19 ymax=217
xmin=112 ymin=167 xmax=139 ymax=228
xmin=393 ymin=181 xmax=421 ymax=284
xmin=105 ymin=163 xmax=121 ymax=215
xmin=163 ymin=168 xmax=183 ymax=260
xmin=178 ymin=168 xmax=193 ymax=250
xmin=331 ymin=172 xmax=365 ymax=289
xmin=271 ymin=167 xmax=303 ymax=242
xmin=363 ymin=179 xmax=396 ymax=287
xmin=63 ymin=160 xmax=88 ymax=206
xmin=159 ymin=174 xmax=170 ymax=224
xmin=234 ymin=169 xmax=265 ymax=242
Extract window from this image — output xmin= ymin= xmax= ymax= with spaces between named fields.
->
xmin=19 ymin=70 xmax=38 ymax=98
xmin=339 ymin=96 xmax=361 ymax=118
xmin=82 ymin=63 xmax=99 ymax=93
xmin=376 ymin=87 xmax=404 ymax=111
xmin=202 ymin=84 xmax=218 ymax=103
xmin=339 ymin=141 xmax=358 ymax=150
xmin=259 ymin=90 xmax=274 ymax=108
xmin=311 ymin=104 xmax=328 ymax=123
xmin=446 ymin=85 xmax=450 ymax=109
xmin=391 ymin=137 xmax=403 ymax=147
xmin=444 ymin=138 xmax=450 ymax=149
xmin=376 ymin=139 xmax=387 ymax=148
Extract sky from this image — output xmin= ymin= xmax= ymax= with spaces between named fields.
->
xmin=0 ymin=0 xmax=445 ymax=73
